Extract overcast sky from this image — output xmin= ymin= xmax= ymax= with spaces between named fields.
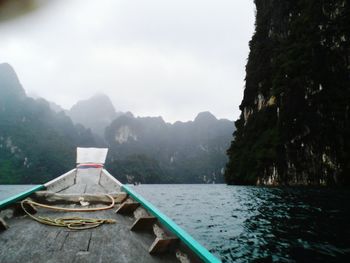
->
xmin=0 ymin=0 xmax=255 ymax=123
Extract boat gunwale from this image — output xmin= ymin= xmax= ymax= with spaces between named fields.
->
xmin=44 ymin=168 xmax=77 ymax=192
xmin=122 ymin=184 xmax=221 ymax=263
xmin=0 ymin=168 xmax=76 ymax=210
xmin=99 ymin=168 xmax=123 ymax=191
xmin=0 ymin=185 xmax=46 ymax=209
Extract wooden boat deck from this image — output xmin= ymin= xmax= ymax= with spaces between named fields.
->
xmin=0 ymin=168 xmax=180 ymax=263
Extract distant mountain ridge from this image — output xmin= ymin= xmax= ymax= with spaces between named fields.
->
xmin=105 ymin=112 xmax=234 ymax=183
xmin=67 ymin=94 xmax=122 ymax=137
xmin=67 ymin=94 xmax=235 ymax=183
xmin=0 ymin=63 xmax=235 ymax=184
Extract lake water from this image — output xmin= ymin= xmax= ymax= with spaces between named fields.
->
xmin=132 ymin=184 xmax=350 ymax=263
xmin=1 ymin=184 xmax=349 ymax=262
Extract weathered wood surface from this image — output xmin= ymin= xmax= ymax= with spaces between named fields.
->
xmin=116 ymin=202 xmax=140 ymax=215
xmin=0 ymin=217 xmax=9 ymax=231
xmin=0 ymin=168 xmax=179 ymax=263
xmin=45 ymin=169 xmax=76 ymax=193
xmin=99 ymin=169 xmax=122 ymax=192
xmin=149 ymin=237 xmax=179 ymax=254
xmin=131 ymin=216 xmax=157 ymax=231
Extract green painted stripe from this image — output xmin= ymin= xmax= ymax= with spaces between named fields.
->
xmin=122 ymin=185 xmax=221 ymax=263
xmin=0 ymin=185 xmax=45 ymax=210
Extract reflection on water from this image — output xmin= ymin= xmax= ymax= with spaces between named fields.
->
xmin=133 ymin=185 xmax=350 ymax=262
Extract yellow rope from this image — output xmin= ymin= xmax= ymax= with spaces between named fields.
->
xmin=20 ymin=194 xmax=117 ymax=230
xmin=25 ymin=194 xmax=115 ymax=212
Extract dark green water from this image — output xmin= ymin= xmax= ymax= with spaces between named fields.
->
xmin=132 ymin=184 xmax=350 ymax=263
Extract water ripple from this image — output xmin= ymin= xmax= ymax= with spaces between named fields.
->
xmin=133 ymin=185 xmax=350 ymax=262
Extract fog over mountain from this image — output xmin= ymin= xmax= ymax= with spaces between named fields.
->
xmin=105 ymin=111 xmax=234 ymax=183
xmin=67 ymin=94 xmax=123 ymax=137
xmin=0 ymin=0 xmax=255 ymax=123
xmin=67 ymin=94 xmax=235 ymax=183
xmin=0 ymin=63 xmax=235 ymax=184
xmin=0 ymin=63 xmax=96 ymax=183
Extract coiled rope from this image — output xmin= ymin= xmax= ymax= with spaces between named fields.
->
xmin=21 ymin=194 xmax=116 ymax=230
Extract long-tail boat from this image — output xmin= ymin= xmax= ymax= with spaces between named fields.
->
xmin=0 ymin=147 xmax=220 ymax=263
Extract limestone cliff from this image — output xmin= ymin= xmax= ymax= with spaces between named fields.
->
xmin=225 ymin=0 xmax=350 ymax=186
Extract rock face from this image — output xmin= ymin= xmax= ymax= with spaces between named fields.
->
xmin=225 ymin=0 xmax=350 ymax=186
xmin=68 ymin=94 xmax=121 ymax=136
xmin=105 ymin=112 xmax=234 ymax=183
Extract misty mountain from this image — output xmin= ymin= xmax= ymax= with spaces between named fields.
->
xmin=48 ymin=101 xmax=65 ymax=113
xmin=0 ymin=63 xmax=26 ymax=99
xmin=0 ymin=63 xmax=235 ymax=184
xmin=67 ymin=94 xmax=122 ymax=136
xmin=0 ymin=63 xmax=96 ymax=183
xmin=105 ymin=112 xmax=235 ymax=183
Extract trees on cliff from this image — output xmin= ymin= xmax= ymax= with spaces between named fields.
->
xmin=225 ymin=0 xmax=350 ymax=186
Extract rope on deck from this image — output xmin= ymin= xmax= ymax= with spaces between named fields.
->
xmin=20 ymin=194 xmax=116 ymax=230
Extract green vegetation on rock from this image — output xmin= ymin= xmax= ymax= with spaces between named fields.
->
xmin=225 ymin=0 xmax=350 ymax=186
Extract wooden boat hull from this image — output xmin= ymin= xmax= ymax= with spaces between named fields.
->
xmin=0 ymin=162 xmax=220 ymax=262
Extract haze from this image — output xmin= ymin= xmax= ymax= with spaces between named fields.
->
xmin=0 ymin=0 xmax=255 ymax=123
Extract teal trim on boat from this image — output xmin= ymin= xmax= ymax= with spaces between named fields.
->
xmin=0 ymin=185 xmax=45 ymax=210
xmin=122 ymin=185 xmax=221 ymax=263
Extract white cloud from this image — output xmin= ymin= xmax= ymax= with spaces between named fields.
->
xmin=0 ymin=0 xmax=255 ymax=123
